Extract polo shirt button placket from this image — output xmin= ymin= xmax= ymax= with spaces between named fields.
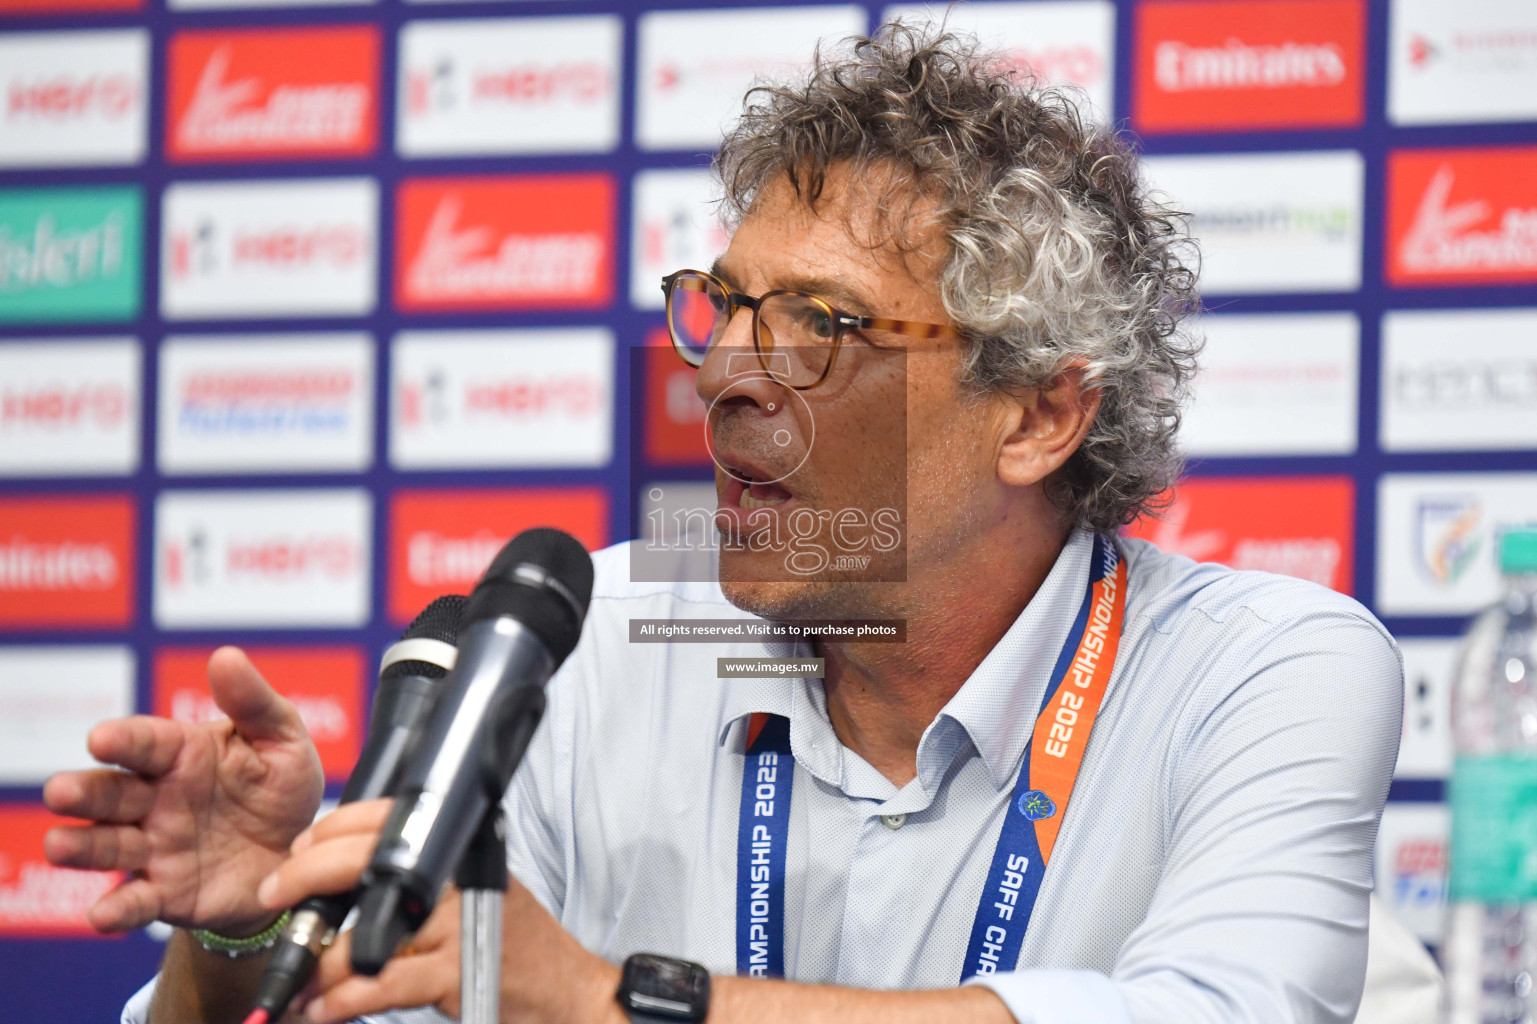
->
xmin=880 ymin=813 xmax=906 ymax=830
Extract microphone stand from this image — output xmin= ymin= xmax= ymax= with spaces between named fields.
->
xmin=453 ymin=684 xmax=548 ymax=1024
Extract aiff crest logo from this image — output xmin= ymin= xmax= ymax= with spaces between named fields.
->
xmin=1017 ymin=789 xmax=1056 ymax=821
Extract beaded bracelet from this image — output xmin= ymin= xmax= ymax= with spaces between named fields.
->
xmin=190 ymin=909 xmax=292 ymax=959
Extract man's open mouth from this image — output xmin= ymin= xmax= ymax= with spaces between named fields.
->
xmin=717 ymin=456 xmax=797 ymax=514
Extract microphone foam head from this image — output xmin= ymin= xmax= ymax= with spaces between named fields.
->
xmin=465 ymin=528 xmax=595 ymax=663
xmin=404 ymin=594 xmax=465 ymax=644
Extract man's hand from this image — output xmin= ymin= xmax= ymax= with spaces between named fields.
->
xmin=255 ymin=801 xmax=622 ymax=1024
xmin=41 ymin=646 xmax=324 ymax=937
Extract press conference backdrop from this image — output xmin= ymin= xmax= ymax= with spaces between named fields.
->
xmin=0 ymin=0 xmax=1533 ymax=1016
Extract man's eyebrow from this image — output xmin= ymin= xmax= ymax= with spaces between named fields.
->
xmin=708 ymin=260 xmax=879 ymax=315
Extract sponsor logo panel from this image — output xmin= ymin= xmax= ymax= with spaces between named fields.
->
xmin=882 ymin=0 xmax=1116 ymax=119
xmin=167 ymin=26 xmax=379 ymax=162
xmin=0 ymin=806 xmax=121 ymax=937
xmin=1122 ymin=476 xmax=1355 ymax=594
xmin=154 ymin=488 xmax=372 ymax=628
xmin=629 ymin=169 xmax=727 ymax=311
xmin=0 ymin=338 xmax=140 ymax=477
xmin=1134 ymin=0 xmax=1365 ymax=132
xmin=635 ymin=5 xmax=868 ymax=151
xmin=1389 ymin=0 xmax=1537 ymax=126
xmin=1376 ymin=472 xmax=1537 ymax=616
xmin=169 ymin=0 xmax=373 ymax=13
xmin=388 ymin=488 xmax=608 ymax=623
xmin=0 ymin=495 xmax=134 ymax=628
xmin=0 ymin=0 xmax=139 ymax=13
xmin=1375 ymin=803 xmax=1448 ymax=945
xmin=0 ymin=646 xmax=133 ymax=786
xmin=1396 ymin=637 xmax=1456 ymax=781
xmin=159 ymin=333 xmax=374 ymax=475
xmin=391 ymin=328 xmax=613 ymax=469
xmin=160 ymin=178 xmax=378 ymax=319
xmin=0 ymin=186 xmax=142 ymax=323
xmin=641 ymin=336 xmax=710 ymax=466
xmin=1181 ymin=313 xmax=1358 ymax=457
xmin=397 ymin=15 xmax=621 ymax=157
xmin=1386 ymin=147 xmax=1537 ymax=288
xmin=1143 ymin=150 xmax=1363 ymax=294
xmin=1381 ymin=308 xmax=1537 ymax=453
xmin=0 ymin=29 xmax=148 ymax=168
xmin=154 ymin=647 xmax=362 ymax=781
xmin=395 ymin=175 xmax=613 ymax=311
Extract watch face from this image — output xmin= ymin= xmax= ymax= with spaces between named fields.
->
xmin=622 ymin=954 xmax=710 ymax=1020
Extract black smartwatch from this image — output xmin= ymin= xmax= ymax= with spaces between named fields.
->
xmin=616 ymin=952 xmax=711 ymax=1023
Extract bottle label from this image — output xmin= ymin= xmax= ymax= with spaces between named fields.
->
xmin=1450 ymin=755 xmax=1537 ymax=901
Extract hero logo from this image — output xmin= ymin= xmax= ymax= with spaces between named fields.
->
xmin=160 ymin=179 xmax=377 ymax=319
xmin=1122 ymin=476 xmax=1354 ymax=593
xmin=390 ymin=328 xmax=613 ymax=469
xmin=154 ymin=489 xmax=371 ymax=628
xmin=0 ymin=338 xmax=139 ymax=477
xmin=1388 ymin=148 xmax=1537 ymax=286
xmin=397 ymin=16 xmax=621 ymax=157
xmin=1134 ymin=0 xmax=1364 ymax=132
xmin=167 ymin=26 xmax=378 ymax=160
xmin=0 ymin=30 xmax=148 ymax=168
xmin=396 ymin=176 xmax=613 ymax=310
xmin=0 ymin=495 xmax=133 ymax=628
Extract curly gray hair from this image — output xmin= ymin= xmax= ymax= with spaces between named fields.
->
xmin=715 ymin=24 xmax=1201 ymax=532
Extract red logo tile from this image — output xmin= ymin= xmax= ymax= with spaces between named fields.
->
xmin=1123 ymin=476 xmax=1355 ymax=593
xmin=388 ymin=488 xmax=609 ymax=624
xmin=395 ymin=175 xmax=614 ymax=311
xmin=0 ymin=495 xmax=133 ymax=629
xmin=642 ymin=330 xmax=710 ymax=466
xmin=154 ymin=647 xmax=364 ymax=783
xmin=167 ymin=25 xmax=379 ymax=162
xmin=1386 ymin=146 xmax=1537 ymax=288
xmin=1133 ymin=0 xmax=1365 ymax=133
xmin=0 ymin=806 xmax=120 ymax=937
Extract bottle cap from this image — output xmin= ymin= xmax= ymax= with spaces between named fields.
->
xmin=1500 ymin=527 xmax=1537 ymax=575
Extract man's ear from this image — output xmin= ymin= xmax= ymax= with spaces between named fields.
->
xmin=995 ymin=364 xmax=1101 ymax=488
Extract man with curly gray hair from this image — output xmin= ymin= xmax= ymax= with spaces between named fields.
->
xmin=73 ymin=25 xmax=1401 ymax=1024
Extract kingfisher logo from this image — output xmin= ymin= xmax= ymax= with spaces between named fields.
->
xmin=155 ymin=648 xmax=362 ymax=781
xmin=1387 ymin=148 xmax=1537 ymax=287
xmin=0 ymin=495 xmax=133 ymax=628
xmin=154 ymin=489 xmax=371 ymax=628
xmin=0 ymin=187 xmax=141 ymax=323
xmin=397 ymin=16 xmax=621 ymax=157
xmin=1134 ymin=0 xmax=1365 ymax=132
xmin=161 ymin=179 xmax=377 ymax=319
xmin=0 ymin=339 xmax=140 ymax=477
xmin=1123 ymin=477 xmax=1354 ymax=593
xmin=0 ymin=30 xmax=148 ymax=168
xmin=388 ymin=488 xmax=607 ymax=623
xmin=0 ymin=807 xmax=120 ymax=937
xmin=159 ymin=334 xmax=373 ymax=474
xmin=390 ymin=328 xmax=613 ymax=469
xmin=396 ymin=176 xmax=614 ymax=310
xmin=167 ymin=26 xmax=378 ymax=161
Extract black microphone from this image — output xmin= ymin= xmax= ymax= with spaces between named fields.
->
xmin=247 ymin=594 xmax=466 ymax=1022
xmin=350 ymin=528 xmax=593 ymax=976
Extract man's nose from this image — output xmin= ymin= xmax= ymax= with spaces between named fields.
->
xmin=694 ymin=307 xmax=792 ymax=416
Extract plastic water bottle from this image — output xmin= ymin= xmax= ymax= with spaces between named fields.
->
xmin=1447 ymin=527 xmax=1537 ymax=1024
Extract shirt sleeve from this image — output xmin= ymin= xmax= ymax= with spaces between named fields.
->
xmin=969 ymin=604 xmax=1403 ymax=1024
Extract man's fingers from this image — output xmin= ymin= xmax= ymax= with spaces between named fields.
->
xmin=86 ymin=716 xmax=186 ymax=777
xmin=86 ymin=876 xmax=163 ymax=933
xmin=207 ymin=646 xmax=308 ymax=746
xmin=308 ymin=943 xmax=454 ymax=1024
xmin=42 ymin=768 xmax=155 ymax=824
xmin=256 ymin=834 xmax=376 ymax=910
xmin=294 ymin=798 xmax=392 ymax=852
xmin=43 ymin=824 xmax=149 ymax=872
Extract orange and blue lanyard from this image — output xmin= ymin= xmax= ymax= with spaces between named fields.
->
xmin=735 ymin=534 xmax=1128 ymax=981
